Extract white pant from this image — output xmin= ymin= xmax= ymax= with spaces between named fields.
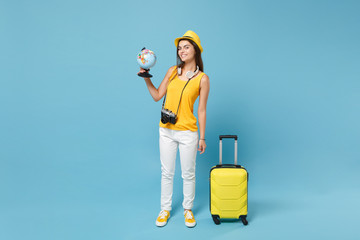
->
xmin=159 ymin=127 xmax=198 ymax=211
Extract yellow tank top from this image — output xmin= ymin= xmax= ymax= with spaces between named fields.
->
xmin=159 ymin=71 xmax=205 ymax=131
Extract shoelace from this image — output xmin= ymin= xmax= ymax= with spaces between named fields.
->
xmin=184 ymin=211 xmax=193 ymax=220
xmin=159 ymin=210 xmax=168 ymax=219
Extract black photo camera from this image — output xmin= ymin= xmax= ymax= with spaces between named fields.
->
xmin=161 ymin=108 xmax=177 ymax=124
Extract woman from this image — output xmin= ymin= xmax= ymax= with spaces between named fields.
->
xmin=138 ymin=30 xmax=210 ymax=228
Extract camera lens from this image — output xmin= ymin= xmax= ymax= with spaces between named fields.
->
xmin=161 ymin=116 xmax=168 ymax=124
xmin=161 ymin=112 xmax=169 ymax=124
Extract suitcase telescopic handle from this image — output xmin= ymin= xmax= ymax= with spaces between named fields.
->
xmin=219 ymin=135 xmax=238 ymax=165
xmin=219 ymin=135 xmax=238 ymax=140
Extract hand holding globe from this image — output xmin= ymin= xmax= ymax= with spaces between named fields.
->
xmin=137 ymin=47 xmax=156 ymax=78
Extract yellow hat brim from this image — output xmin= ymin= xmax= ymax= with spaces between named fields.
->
xmin=174 ymin=37 xmax=203 ymax=53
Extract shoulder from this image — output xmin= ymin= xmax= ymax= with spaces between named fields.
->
xmin=167 ymin=66 xmax=177 ymax=74
xmin=200 ymin=73 xmax=209 ymax=84
xmin=163 ymin=66 xmax=177 ymax=82
xmin=199 ymin=72 xmax=209 ymax=91
xmin=164 ymin=66 xmax=177 ymax=79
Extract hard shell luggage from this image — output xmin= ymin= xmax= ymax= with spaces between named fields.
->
xmin=209 ymin=135 xmax=249 ymax=225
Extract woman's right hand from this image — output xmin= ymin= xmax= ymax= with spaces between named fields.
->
xmin=138 ymin=67 xmax=149 ymax=79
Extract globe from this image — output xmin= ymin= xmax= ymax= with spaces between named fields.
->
xmin=137 ymin=48 xmax=156 ymax=70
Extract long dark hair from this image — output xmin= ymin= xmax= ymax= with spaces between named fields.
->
xmin=176 ymin=39 xmax=204 ymax=72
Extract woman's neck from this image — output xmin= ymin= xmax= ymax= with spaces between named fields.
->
xmin=182 ymin=60 xmax=197 ymax=73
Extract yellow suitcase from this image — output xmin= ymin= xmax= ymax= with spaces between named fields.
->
xmin=210 ymin=135 xmax=248 ymax=225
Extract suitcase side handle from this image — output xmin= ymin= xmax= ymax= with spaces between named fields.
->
xmin=219 ymin=135 xmax=238 ymax=165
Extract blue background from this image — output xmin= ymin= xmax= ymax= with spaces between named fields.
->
xmin=1 ymin=0 xmax=359 ymax=239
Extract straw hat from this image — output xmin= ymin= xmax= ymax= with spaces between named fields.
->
xmin=174 ymin=30 xmax=203 ymax=53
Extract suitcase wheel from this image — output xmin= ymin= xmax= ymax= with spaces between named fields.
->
xmin=212 ymin=215 xmax=220 ymax=225
xmin=240 ymin=216 xmax=248 ymax=225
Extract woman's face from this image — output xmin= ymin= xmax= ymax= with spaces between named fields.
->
xmin=178 ymin=40 xmax=196 ymax=62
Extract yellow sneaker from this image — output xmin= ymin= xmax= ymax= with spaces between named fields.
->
xmin=156 ymin=210 xmax=170 ymax=227
xmin=184 ymin=210 xmax=196 ymax=228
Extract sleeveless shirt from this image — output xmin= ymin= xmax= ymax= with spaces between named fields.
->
xmin=159 ymin=71 xmax=205 ymax=132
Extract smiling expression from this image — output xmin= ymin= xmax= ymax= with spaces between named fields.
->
xmin=178 ymin=40 xmax=196 ymax=62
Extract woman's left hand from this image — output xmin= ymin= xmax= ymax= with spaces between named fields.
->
xmin=198 ymin=140 xmax=207 ymax=154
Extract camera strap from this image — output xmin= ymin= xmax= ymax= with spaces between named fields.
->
xmin=162 ymin=76 xmax=192 ymax=116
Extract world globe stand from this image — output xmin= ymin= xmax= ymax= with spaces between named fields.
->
xmin=137 ymin=69 xmax=152 ymax=78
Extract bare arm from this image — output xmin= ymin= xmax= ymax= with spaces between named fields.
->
xmin=197 ymin=74 xmax=210 ymax=154
xmin=139 ymin=66 xmax=176 ymax=102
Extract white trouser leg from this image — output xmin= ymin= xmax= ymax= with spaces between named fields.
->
xmin=159 ymin=128 xmax=198 ymax=211
xmin=159 ymin=128 xmax=178 ymax=211
xmin=178 ymin=130 xmax=198 ymax=210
